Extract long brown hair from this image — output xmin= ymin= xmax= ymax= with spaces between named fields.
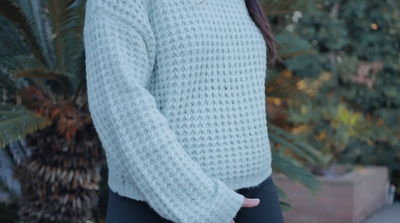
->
xmin=245 ymin=0 xmax=283 ymax=66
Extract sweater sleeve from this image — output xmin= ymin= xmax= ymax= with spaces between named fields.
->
xmin=83 ymin=1 xmax=245 ymax=222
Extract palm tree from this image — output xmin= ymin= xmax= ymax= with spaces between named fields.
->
xmin=0 ymin=0 xmax=104 ymax=222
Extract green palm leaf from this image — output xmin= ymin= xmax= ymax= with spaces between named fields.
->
xmin=272 ymin=152 xmax=322 ymax=196
xmin=0 ymin=104 xmax=52 ymax=149
xmin=60 ymin=0 xmax=86 ymax=78
xmin=269 ymin=124 xmax=333 ymax=166
xmin=279 ymin=200 xmax=293 ymax=212
xmin=0 ymin=0 xmax=47 ymax=66
xmin=274 ymin=183 xmax=289 ymax=200
xmin=17 ymin=0 xmax=56 ymax=68
xmin=274 ymin=179 xmax=293 ymax=211
xmin=0 ymin=17 xmax=29 ymax=61
xmin=275 ymin=31 xmax=314 ymax=59
xmin=46 ymin=0 xmax=85 ymax=74
xmin=0 ymin=70 xmax=18 ymax=93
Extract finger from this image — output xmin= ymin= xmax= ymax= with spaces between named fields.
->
xmin=231 ymin=220 xmax=235 ymax=223
xmin=242 ymin=198 xmax=260 ymax=208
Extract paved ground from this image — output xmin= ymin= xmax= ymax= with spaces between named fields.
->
xmin=361 ymin=203 xmax=400 ymax=223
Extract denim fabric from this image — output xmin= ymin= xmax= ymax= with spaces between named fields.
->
xmin=105 ymin=175 xmax=284 ymax=223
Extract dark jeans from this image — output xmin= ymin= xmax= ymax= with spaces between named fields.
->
xmin=105 ymin=175 xmax=284 ymax=223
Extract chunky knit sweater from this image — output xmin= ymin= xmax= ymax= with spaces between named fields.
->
xmin=84 ymin=0 xmax=272 ymax=222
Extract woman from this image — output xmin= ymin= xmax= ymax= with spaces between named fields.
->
xmin=84 ymin=0 xmax=284 ymax=222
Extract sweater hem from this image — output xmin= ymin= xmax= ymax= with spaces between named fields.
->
xmin=228 ymin=166 xmax=273 ymax=191
xmin=108 ymin=165 xmax=273 ymax=202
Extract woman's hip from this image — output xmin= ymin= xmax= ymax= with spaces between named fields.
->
xmin=105 ymin=175 xmax=284 ymax=223
xmin=234 ymin=175 xmax=285 ymax=223
xmin=105 ymin=188 xmax=172 ymax=223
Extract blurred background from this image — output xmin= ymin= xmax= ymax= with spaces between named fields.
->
xmin=0 ymin=0 xmax=399 ymax=222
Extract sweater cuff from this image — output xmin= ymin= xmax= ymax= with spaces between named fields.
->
xmin=200 ymin=179 xmax=245 ymax=223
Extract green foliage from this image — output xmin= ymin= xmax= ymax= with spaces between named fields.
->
xmin=281 ymin=0 xmax=400 ymax=171
xmin=267 ymin=121 xmax=333 ymax=211
xmin=0 ymin=104 xmax=52 ymax=149
xmin=295 ymin=6 xmax=348 ymax=50
xmin=0 ymin=0 xmax=47 ymax=66
xmin=258 ymin=0 xmax=335 ymax=210
xmin=259 ymin=0 xmax=314 ymax=14
xmin=321 ymin=104 xmax=373 ymax=144
xmin=272 ymin=153 xmax=322 ymax=196
xmin=285 ymin=53 xmax=328 ymax=77
xmin=274 ymin=30 xmax=314 ymax=58
xmin=0 ymin=0 xmax=87 ymax=149
xmin=269 ymin=124 xmax=333 ymax=166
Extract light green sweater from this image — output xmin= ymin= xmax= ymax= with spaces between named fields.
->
xmin=84 ymin=0 xmax=272 ymax=222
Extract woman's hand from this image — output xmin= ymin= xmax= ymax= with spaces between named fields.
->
xmin=230 ymin=197 xmax=260 ymax=223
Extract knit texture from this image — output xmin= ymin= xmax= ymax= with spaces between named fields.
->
xmin=84 ymin=0 xmax=272 ymax=222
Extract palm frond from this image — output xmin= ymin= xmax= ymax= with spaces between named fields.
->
xmin=272 ymin=152 xmax=322 ymax=196
xmin=46 ymin=0 xmax=83 ymax=74
xmin=60 ymin=0 xmax=86 ymax=78
xmin=2 ymin=54 xmax=43 ymax=72
xmin=0 ymin=17 xmax=30 ymax=61
xmin=1 ymin=61 xmax=55 ymax=101
xmin=11 ymin=66 xmax=74 ymax=80
xmin=0 ymin=0 xmax=47 ymax=67
xmin=10 ymin=67 xmax=72 ymax=97
xmin=274 ymin=180 xmax=293 ymax=212
xmin=269 ymin=124 xmax=333 ymax=166
xmin=275 ymin=31 xmax=314 ymax=59
xmin=0 ymin=104 xmax=52 ymax=149
xmin=279 ymin=200 xmax=293 ymax=212
xmin=274 ymin=182 xmax=289 ymax=200
xmin=17 ymin=0 xmax=56 ymax=68
xmin=0 ymin=70 xmax=18 ymax=93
